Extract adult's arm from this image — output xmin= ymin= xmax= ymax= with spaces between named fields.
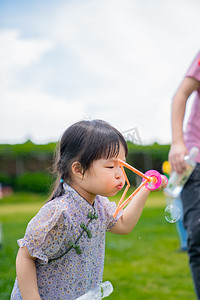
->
xmin=168 ymin=77 xmax=200 ymax=173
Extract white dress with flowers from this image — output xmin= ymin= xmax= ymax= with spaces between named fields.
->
xmin=11 ymin=184 xmax=122 ymax=300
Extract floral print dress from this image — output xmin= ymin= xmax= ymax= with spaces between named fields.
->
xmin=11 ymin=184 xmax=122 ymax=300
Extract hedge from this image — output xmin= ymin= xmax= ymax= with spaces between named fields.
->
xmin=0 ymin=140 xmax=171 ymax=192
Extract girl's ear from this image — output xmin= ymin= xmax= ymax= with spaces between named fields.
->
xmin=71 ymin=161 xmax=84 ymax=179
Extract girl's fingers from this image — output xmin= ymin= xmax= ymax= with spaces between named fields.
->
xmin=161 ymin=175 xmax=168 ymax=189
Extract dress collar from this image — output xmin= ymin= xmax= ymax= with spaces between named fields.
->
xmin=63 ymin=183 xmax=97 ymax=214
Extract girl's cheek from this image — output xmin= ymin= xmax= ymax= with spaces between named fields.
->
xmin=121 ymin=175 xmax=126 ymax=186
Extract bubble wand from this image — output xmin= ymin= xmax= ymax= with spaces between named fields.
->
xmin=113 ymin=159 xmax=167 ymax=218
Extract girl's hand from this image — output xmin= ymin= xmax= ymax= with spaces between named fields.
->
xmin=158 ymin=175 xmax=168 ymax=190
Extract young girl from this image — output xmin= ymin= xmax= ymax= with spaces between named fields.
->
xmin=11 ymin=119 xmax=167 ymax=300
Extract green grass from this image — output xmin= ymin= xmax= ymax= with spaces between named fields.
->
xmin=0 ymin=191 xmax=195 ymax=299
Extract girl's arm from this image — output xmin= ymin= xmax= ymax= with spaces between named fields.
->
xmin=109 ymin=186 xmax=150 ymax=235
xmin=16 ymin=246 xmax=41 ymax=300
xmin=109 ymin=177 xmax=167 ymax=235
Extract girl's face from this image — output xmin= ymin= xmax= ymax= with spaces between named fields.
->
xmin=73 ymin=144 xmax=126 ymax=204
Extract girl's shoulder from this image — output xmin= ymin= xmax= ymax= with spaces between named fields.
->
xmin=95 ymin=195 xmax=116 ymax=213
xmin=95 ymin=195 xmax=110 ymax=206
xmin=25 ymin=193 xmax=73 ymax=234
xmin=34 ymin=193 xmax=72 ymax=221
xmin=95 ymin=195 xmax=122 ymax=230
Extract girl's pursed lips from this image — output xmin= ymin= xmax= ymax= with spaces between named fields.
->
xmin=117 ymin=183 xmax=124 ymax=190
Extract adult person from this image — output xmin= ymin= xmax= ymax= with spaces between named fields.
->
xmin=168 ymin=51 xmax=200 ymax=299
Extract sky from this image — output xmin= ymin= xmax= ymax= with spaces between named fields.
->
xmin=0 ymin=0 xmax=200 ymax=145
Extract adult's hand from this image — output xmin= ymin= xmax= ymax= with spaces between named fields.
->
xmin=168 ymin=142 xmax=188 ymax=174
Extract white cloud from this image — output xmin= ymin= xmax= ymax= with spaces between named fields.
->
xmin=0 ymin=88 xmax=86 ymax=144
xmin=48 ymin=0 xmax=199 ymax=144
xmin=0 ymin=0 xmax=200 ymax=144
xmin=0 ymin=29 xmax=54 ymax=87
xmin=0 ymin=29 xmax=84 ymax=143
xmin=50 ymin=0 xmax=199 ymax=82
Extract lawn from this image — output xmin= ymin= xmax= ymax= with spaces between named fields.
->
xmin=0 ymin=191 xmax=195 ymax=299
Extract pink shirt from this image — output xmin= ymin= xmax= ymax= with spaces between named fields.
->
xmin=184 ymin=51 xmax=200 ymax=163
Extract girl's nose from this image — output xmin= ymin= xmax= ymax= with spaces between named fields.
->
xmin=115 ymin=167 xmax=124 ymax=179
xmin=115 ymin=173 xmax=120 ymax=179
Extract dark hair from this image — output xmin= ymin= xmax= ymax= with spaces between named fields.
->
xmin=49 ymin=119 xmax=128 ymax=201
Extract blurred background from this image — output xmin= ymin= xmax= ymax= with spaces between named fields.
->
xmin=0 ymin=0 xmax=199 ymax=299
xmin=0 ymin=0 xmax=200 ymax=199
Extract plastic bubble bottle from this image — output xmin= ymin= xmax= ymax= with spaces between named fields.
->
xmin=75 ymin=281 xmax=113 ymax=300
xmin=165 ymin=147 xmax=199 ymax=198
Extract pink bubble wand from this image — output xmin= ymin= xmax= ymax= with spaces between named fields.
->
xmin=113 ymin=159 xmax=166 ymax=218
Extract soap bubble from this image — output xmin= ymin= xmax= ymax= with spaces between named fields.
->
xmin=164 ymin=204 xmax=181 ymax=223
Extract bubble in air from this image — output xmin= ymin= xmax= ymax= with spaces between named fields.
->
xmin=164 ymin=204 xmax=181 ymax=223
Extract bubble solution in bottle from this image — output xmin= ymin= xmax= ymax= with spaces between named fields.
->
xmin=164 ymin=147 xmax=199 ymax=198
